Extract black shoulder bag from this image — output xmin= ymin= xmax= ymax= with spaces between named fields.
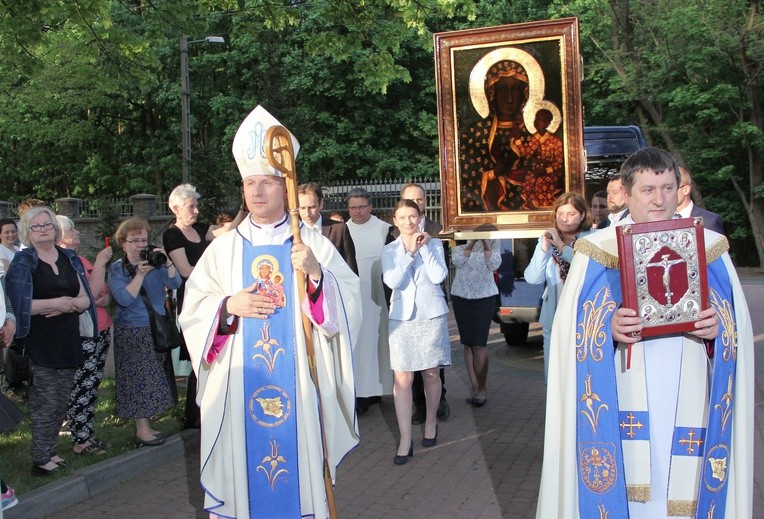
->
xmin=139 ymin=287 xmax=181 ymax=353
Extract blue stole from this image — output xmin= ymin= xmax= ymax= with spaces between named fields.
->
xmin=575 ymin=255 xmax=738 ymax=517
xmin=696 ymin=259 xmax=738 ymax=516
xmin=242 ymin=242 xmax=301 ymax=518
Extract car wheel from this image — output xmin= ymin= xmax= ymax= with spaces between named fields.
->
xmin=501 ymin=322 xmax=529 ymax=346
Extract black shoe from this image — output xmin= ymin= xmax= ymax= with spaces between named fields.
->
xmin=472 ymin=395 xmax=487 ymax=408
xmin=411 ymin=409 xmax=426 ymax=425
xmin=31 ymin=463 xmax=60 ymax=477
xmin=422 ymin=425 xmax=438 ymax=448
xmin=393 ymin=441 xmax=414 ymax=465
xmin=356 ymin=397 xmax=371 ymax=416
xmin=134 ymin=434 xmax=166 ymax=448
xmin=465 ymin=396 xmax=476 ymax=404
xmin=437 ymin=397 xmax=450 ymax=421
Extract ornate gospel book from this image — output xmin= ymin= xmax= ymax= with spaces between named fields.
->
xmin=616 ymin=218 xmax=708 ymax=337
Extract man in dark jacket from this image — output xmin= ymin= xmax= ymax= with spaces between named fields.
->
xmin=297 ymin=182 xmax=358 ymax=274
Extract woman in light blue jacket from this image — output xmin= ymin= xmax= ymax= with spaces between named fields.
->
xmin=382 ymin=199 xmax=450 ymax=465
xmin=524 ymin=192 xmax=593 ymax=382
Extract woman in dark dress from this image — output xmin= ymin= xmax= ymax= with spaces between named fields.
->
xmin=5 ymin=207 xmax=97 ymax=476
xmin=162 ymin=184 xmax=238 ymax=428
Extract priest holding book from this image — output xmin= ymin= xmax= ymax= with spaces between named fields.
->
xmin=536 ymin=147 xmax=753 ymax=518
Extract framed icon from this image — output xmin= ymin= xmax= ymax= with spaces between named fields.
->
xmin=434 ymin=18 xmax=585 ymax=235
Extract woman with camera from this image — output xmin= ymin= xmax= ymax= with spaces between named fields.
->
xmin=5 ymin=207 xmax=97 ymax=476
xmin=107 ymin=218 xmax=180 ymax=447
xmin=524 ymin=191 xmax=593 ymax=383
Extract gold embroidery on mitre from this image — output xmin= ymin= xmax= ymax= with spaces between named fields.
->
xmin=576 ymin=286 xmax=616 ymax=363
xmin=580 ymin=374 xmax=609 ymax=434
xmin=575 ymin=239 xmax=619 ymax=269
xmin=667 ymin=499 xmax=698 ymax=516
xmin=256 ymin=439 xmax=289 ymax=490
xmin=627 ymin=484 xmax=651 ymax=503
xmin=256 ymin=397 xmax=284 ymax=418
xmin=705 ymin=236 xmax=729 ymax=264
xmin=709 ymin=289 xmax=737 ymax=363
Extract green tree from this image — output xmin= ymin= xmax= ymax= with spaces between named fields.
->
xmin=555 ymin=0 xmax=763 ymax=265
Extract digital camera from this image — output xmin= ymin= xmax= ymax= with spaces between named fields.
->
xmin=140 ymin=245 xmax=167 ymax=268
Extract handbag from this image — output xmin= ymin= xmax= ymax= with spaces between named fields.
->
xmin=5 ymin=340 xmax=31 ymax=384
xmin=139 ymin=287 xmax=181 ymax=353
xmin=0 ymin=391 xmax=24 ymax=433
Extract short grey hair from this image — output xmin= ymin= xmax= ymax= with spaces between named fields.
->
xmin=346 ymin=187 xmax=371 ymax=204
xmin=169 ymin=183 xmax=200 ymax=210
xmin=56 ymin=215 xmax=75 ymax=232
xmin=19 ymin=206 xmax=61 ymax=247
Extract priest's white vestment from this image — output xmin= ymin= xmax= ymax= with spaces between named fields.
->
xmin=345 ymin=215 xmax=394 ymax=397
xmin=536 ymin=222 xmax=753 ymax=518
xmin=180 ymin=216 xmax=361 ymax=518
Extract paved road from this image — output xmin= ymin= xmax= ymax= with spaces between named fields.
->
xmin=11 ymin=280 xmax=764 ymax=518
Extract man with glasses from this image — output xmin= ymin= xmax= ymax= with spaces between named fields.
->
xmin=676 ymin=165 xmax=725 ymax=235
xmin=345 ymin=187 xmax=394 ymax=415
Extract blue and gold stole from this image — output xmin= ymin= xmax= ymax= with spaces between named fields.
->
xmin=575 ymin=249 xmax=738 ymax=518
xmin=242 ymin=242 xmax=300 ymax=518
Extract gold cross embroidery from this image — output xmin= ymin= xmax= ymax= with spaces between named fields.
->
xmin=678 ymin=429 xmax=704 ymax=455
xmin=619 ymin=412 xmax=644 ymax=439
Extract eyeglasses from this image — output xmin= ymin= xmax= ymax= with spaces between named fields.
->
xmin=348 ymin=204 xmax=370 ymax=211
xmin=29 ymin=222 xmax=54 ymax=232
xmin=125 ymin=238 xmax=149 ymax=245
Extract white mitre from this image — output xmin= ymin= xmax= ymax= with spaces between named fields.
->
xmin=231 ymin=105 xmax=300 ymax=179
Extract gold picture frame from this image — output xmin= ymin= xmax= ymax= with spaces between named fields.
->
xmin=434 ymin=18 xmax=584 ymax=235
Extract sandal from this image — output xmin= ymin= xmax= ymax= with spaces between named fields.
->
xmin=74 ymin=442 xmax=107 ymax=456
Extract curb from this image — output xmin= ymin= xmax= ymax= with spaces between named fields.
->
xmin=6 ymin=430 xmax=199 ymax=519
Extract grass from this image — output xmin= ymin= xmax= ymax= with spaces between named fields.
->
xmin=0 ymin=377 xmax=185 ymax=494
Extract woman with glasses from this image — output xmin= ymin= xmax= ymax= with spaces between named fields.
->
xmin=56 ymin=215 xmax=113 ymax=456
xmin=5 ymin=207 xmax=97 ymax=476
xmin=107 ymin=218 xmax=180 ymax=447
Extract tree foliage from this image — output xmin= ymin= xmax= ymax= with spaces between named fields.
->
xmin=0 ymin=0 xmax=761 ymax=264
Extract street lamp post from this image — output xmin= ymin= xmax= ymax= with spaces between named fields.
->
xmin=180 ymin=35 xmax=225 ymax=184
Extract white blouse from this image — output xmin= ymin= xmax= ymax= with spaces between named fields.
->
xmin=449 ymin=239 xmax=502 ymax=300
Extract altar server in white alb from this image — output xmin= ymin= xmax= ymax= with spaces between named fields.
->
xmin=345 ymin=187 xmax=394 ymax=415
xmin=536 ymin=147 xmax=753 ymax=518
xmin=179 ymin=106 xmax=362 ymax=519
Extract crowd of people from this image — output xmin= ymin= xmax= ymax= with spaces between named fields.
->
xmin=0 ymin=109 xmax=752 ymax=519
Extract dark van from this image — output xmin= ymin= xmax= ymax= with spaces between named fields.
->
xmin=495 ymin=125 xmax=647 ymax=345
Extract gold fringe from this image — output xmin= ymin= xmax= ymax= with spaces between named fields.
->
xmin=667 ymin=499 xmax=697 ymax=517
xmin=705 ymin=235 xmax=729 ymax=265
xmin=574 ymin=240 xmax=619 ymax=269
xmin=627 ymin=484 xmax=651 ymax=503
